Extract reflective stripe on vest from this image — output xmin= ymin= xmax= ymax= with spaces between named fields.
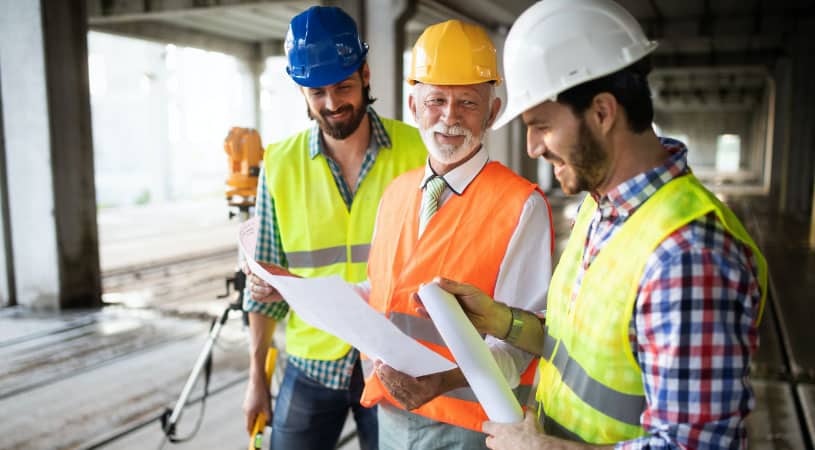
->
xmin=363 ymin=161 xmax=552 ymax=431
xmin=264 ymin=118 xmax=426 ymax=360
xmin=285 ymin=243 xmax=371 ymax=269
xmin=538 ymin=174 xmax=767 ymax=444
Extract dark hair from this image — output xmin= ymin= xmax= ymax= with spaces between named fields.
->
xmin=557 ymin=57 xmax=653 ymax=133
xmin=358 ymin=63 xmax=377 ymax=106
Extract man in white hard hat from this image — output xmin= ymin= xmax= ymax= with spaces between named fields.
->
xmin=436 ymin=0 xmax=768 ymax=448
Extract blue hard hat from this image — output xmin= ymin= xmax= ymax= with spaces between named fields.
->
xmin=285 ymin=6 xmax=369 ymax=88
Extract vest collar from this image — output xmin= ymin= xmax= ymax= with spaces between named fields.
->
xmin=592 ymin=138 xmax=689 ymax=219
xmin=419 ymin=145 xmax=489 ymax=195
xmin=308 ymin=106 xmax=391 ymax=160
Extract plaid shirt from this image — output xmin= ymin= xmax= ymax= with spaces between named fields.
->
xmin=573 ymin=138 xmax=762 ymax=449
xmin=244 ymin=106 xmax=393 ymax=390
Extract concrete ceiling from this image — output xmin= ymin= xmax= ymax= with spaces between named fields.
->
xmin=86 ymin=0 xmax=814 ymax=108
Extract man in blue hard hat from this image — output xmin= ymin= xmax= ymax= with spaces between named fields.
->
xmin=241 ymin=6 xmax=426 ymax=450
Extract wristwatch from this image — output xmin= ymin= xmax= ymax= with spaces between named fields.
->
xmin=504 ymin=307 xmax=524 ymax=344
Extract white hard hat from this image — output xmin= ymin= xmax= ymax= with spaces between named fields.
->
xmin=492 ymin=0 xmax=658 ymax=129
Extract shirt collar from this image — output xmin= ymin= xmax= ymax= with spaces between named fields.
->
xmin=419 ymin=145 xmax=490 ymax=195
xmin=593 ymin=137 xmax=690 ymax=219
xmin=308 ymin=106 xmax=391 ymax=159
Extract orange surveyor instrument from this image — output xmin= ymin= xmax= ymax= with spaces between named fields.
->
xmin=224 ymin=127 xmax=263 ymax=206
xmin=248 ymin=347 xmax=278 ymax=450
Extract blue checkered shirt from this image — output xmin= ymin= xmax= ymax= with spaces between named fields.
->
xmin=244 ymin=107 xmax=393 ymax=390
xmin=572 ymin=139 xmax=762 ymax=449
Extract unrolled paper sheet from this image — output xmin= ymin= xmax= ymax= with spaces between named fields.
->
xmin=418 ymin=282 xmax=523 ymax=424
xmin=238 ymin=217 xmax=456 ymax=378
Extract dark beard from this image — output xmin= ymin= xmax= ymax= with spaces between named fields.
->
xmin=307 ymin=102 xmax=367 ymax=140
xmin=570 ymin=119 xmax=609 ymax=193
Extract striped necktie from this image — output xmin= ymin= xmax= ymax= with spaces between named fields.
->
xmin=419 ymin=176 xmax=446 ymax=236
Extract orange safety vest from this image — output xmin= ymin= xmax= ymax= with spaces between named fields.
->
xmin=363 ymin=161 xmax=553 ymax=432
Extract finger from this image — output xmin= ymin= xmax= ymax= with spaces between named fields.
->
xmin=485 ymin=435 xmax=494 ymax=450
xmin=435 ymin=277 xmax=476 ymax=295
xmin=414 ymin=306 xmax=429 ymax=319
xmin=241 ymin=262 xmax=253 ymax=276
xmin=245 ymin=410 xmax=257 ymax=434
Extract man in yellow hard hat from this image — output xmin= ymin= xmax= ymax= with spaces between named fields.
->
xmin=357 ymin=20 xmax=554 ymax=450
xmin=433 ymin=0 xmax=768 ymax=449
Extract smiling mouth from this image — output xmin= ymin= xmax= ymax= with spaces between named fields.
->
xmin=435 ymin=132 xmax=464 ymax=139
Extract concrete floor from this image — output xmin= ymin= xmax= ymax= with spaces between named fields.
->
xmin=0 ymin=194 xmax=812 ymax=449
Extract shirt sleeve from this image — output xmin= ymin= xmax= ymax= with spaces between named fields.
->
xmin=242 ymin=165 xmax=291 ymax=320
xmin=618 ymin=215 xmax=762 ymax=449
xmin=489 ymin=190 xmax=553 ymax=388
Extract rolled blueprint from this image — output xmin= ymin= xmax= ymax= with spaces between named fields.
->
xmin=418 ymin=282 xmax=523 ymax=423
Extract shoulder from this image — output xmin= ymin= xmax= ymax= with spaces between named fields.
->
xmin=386 ymin=166 xmax=425 ymax=191
xmin=264 ymin=128 xmax=311 ymax=163
xmin=482 ymin=161 xmax=537 ymax=192
xmin=640 ymin=212 xmax=762 ymax=316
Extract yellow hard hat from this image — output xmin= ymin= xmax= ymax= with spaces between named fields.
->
xmin=408 ymin=20 xmax=501 ymax=86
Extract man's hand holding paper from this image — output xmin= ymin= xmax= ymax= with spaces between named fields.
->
xmin=238 ymin=217 xmax=456 ymax=378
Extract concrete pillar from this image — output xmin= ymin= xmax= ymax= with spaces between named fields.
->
xmin=0 ymin=0 xmax=101 ymax=309
xmin=770 ymin=58 xmax=792 ymax=213
xmin=0 ymin=80 xmax=13 ymax=307
xmin=783 ymin=25 xmax=815 ymax=216
xmin=364 ymin=0 xmax=416 ymax=120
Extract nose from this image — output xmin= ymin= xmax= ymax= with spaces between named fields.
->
xmin=440 ymin=101 xmax=459 ymax=126
xmin=527 ymin=130 xmax=546 ymax=159
xmin=325 ymin=91 xmax=340 ymax=112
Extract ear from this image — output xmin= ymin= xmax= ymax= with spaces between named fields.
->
xmin=588 ymin=93 xmax=618 ymax=136
xmin=408 ymin=91 xmax=419 ymax=122
xmin=360 ymin=62 xmax=371 ymax=87
xmin=485 ymin=96 xmax=502 ymax=128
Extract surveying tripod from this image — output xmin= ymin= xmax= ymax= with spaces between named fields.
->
xmin=159 ymin=203 xmax=253 ymax=445
xmin=160 ymin=127 xmax=270 ymax=447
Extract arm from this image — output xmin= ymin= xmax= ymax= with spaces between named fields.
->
xmin=243 ymin=312 xmax=275 ymax=433
xmin=618 ymin=217 xmax=762 ymax=449
xmin=435 ymin=278 xmax=547 ymax=357
xmin=241 ymin=165 xmax=291 ymax=433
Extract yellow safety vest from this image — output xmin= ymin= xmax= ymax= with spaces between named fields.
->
xmin=264 ymin=118 xmax=426 ymax=360
xmin=538 ymin=174 xmax=767 ymax=443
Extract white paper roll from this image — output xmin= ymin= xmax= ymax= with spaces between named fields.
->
xmin=418 ymin=282 xmax=523 ymax=423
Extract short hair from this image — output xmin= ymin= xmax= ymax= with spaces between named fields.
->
xmin=358 ymin=63 xmax=376 ymax=106
xmin=556 ymin=57 xmax=654 ymax=133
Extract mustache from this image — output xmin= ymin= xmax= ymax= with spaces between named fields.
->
xmin=320 ymin=104 xmax=353 ymax=118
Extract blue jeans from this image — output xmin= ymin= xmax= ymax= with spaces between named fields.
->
xmin=271 ymin=360 xmax=377 ymax=450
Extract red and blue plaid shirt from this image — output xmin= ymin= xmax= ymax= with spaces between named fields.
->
xmin=576 ymin=138 xmax=762 ymax=449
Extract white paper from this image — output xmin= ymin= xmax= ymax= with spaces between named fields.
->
xmin=418 ymin=282 xmax=523 ymax=423
xmin=239 ymin=217 xmax=456 ymax=378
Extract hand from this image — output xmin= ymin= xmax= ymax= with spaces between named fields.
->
xmin=242 ymin=373 xmax=271 ymax=434
xmin=242 ymin=261 xmax=297 ymax=303
xmin=484 ymin=410 xmax=548 ymax=450
xmin=432 ymin=277 xmax=509 ymax=337
xmin=375 ymin=361 xmax=462 ymax=411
